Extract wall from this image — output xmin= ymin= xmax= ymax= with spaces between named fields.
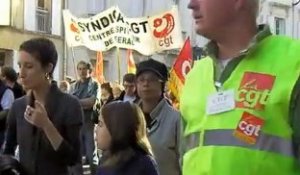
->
xmin=52 ymin=0 xmax=62 ymax=35
xmin=11 ymin=0 xmax=24 ymax=29
xmin=258 ymin=0 xmax=300 ymax=38
xmin=0 ymin=27 xmax=64 ymax=81
xmin=24 ymin=0 xmax=36 ymax=31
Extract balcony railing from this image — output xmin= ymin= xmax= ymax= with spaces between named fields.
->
xmin=36 ymin=8 xmax=51 ymax=33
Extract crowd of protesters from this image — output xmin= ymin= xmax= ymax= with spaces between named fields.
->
xmin=1 ymin=0 xmax=298 ymax=175
xmin=0 ymin=38 xmax=181 ymax=175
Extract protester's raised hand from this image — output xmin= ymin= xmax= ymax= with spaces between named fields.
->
xmin=24 ymin=101 xmax=51 ymax=129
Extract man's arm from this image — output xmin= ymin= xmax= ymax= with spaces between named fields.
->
xmin=1 ymin=89 xmax=14 ymax=110
xmin=80 ymin=81 xmax=99 ymax=110
xmin=79 ymin=97 xmax=96 ymax=110
xmin=3 ymin=103 xmax=17 ymax=154
xmin=0 ymin=89 xmax=14 ymax=122
xmin=174 ymin=112 xmax=183 ymax=174
xmin=290 ymin=77 xmax=300 ymax=164
xmin=0 ymin=110 xmax=9 ymax=121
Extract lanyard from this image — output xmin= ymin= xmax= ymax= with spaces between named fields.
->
xmin=214 ymin=81 xmax=223 ymax=92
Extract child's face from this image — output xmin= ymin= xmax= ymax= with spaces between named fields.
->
xmin=113 ymin=87 xmax=122 ymax=99
xmin=59 ymin=85 xmax=67 ymax=92
xmin=101 ymin=88 xmax=110 ymax=101
xmin=96 ymin=116 xmax=111 ymax=150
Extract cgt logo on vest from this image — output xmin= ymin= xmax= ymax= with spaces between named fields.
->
xmin=234 ymin=112 xmax=265 ymax=144
xmin=236 ymin=72 xmax=276 ymax=110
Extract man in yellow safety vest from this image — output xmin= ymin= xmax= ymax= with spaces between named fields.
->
xmin=180 ymin=0 xmax=300 ymax=174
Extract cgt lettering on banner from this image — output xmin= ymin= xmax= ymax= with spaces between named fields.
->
xmin=116 ymin=21 xmax=148 ymax=35
xmin=159 ymin=36 xmax=173 ymax=47
xmin=130 ymin=22 xmax=148 ymax=34
xmin=75 ymin=35 xmax=81 ymax=42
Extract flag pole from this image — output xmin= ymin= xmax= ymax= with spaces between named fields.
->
xmin=126 ymin=49 xmax=129 ymax=74
xmin=71 ymin=47 xmax=77 ymax=78
xmin=116 ymin=47 xmax=121 ymax=84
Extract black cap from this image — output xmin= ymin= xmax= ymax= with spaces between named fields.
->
xmin=136 ymin=59 xmax=168 ymax=82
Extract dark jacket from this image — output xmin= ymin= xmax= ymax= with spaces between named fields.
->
xmin=100 ymin=95 xmax=114 ymax=107
xmin=0 ymin=155 xmax=25 ymax=175
xmin=97 ymin=151 xmax=159 ymax=175
xmin=3 ymin=83 xmax=83 ymax=175
xmin=12 ymin=82 xmax=25 ymax=99
xmin=0 ymin=81 xmax=9 ymax=131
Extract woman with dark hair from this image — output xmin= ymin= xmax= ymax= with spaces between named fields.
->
xmin=3 ymin=38 xmax=83 ymax=175
xmin=95 ymin=102 xmax=159 ymax=175
xmin=100 ymin=83 xmax=114 ymax=106
xmin=92 ymin=82 xmax=114 ymax=124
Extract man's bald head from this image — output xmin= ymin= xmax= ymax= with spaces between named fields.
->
xmin=188 ymin=0 xmax=259 ymax=39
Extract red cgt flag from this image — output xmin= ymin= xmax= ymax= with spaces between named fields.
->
xmin=173 ymin=37 xmax=192 ymax=84
xmin=168 ymin=38 xmax=192 ymax=102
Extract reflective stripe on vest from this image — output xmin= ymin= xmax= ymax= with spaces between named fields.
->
xmin=185 ymin=130 xmax=294 ymax=157
xmin=184 ymin=132 xmax=200 ymax=151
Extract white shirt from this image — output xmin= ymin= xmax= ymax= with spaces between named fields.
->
xmin=123 ymin=95 xmax=136 ymax=102
xmin=1 ymin=89 xmax=15 ymax=110
xmin=220 ymin=58 xmax=233 ymax=69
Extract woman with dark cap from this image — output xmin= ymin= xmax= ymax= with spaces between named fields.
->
xmin=3 ymin=38 xmax=83 ymax=175
xmin=136 ymin=59 xmax=182 ymax=175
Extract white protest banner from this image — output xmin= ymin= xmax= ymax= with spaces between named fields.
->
xmin=148 ymin=6 xmax=183 ymax=53
xmin=63 ymin=6 xmax=183 ymax=55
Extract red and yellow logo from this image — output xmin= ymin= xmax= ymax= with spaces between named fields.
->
xmin=236 ymin=72 xmax=276 ymax=110
xmin=153 ymin=13 xmax=175 ymax=38
xmin=70 ymin=22 xmax=80 ymax=34
xmin=233 ymin=112 xmax=265 ymax=144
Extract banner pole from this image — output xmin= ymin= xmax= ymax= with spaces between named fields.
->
xmin=71 ymin=47 xmax=77 ymax=78
xmin=116 ymin=47 xmax=121 ymax=84
xmin=63 ymin=38 xmax=68 ymax=79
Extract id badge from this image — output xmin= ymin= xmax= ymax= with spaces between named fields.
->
xmin=206 ymin=90 xmax=235 ymax=115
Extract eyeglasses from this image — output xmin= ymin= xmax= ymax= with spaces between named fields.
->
xmin=123 ymin=84 xmax=135 ymax=89
xmin=136 ymin=77 xmax=163 ymax=84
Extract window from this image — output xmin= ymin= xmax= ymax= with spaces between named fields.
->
xmin=173 ymin=0 xmax=179 ymax=4
xmin=37 ymin=0 xmax=45 ymax=9
xmin=274 ymin=17 xmax=286 ymax=35
xmin=36 ymin=0 xmax=52 ymax=33
xmin=0 ymin=0 xmax=10 ymax=26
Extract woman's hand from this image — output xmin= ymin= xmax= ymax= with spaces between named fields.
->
xmin=24 ymin=100 xmax=51 ymax=130
xmin=25 ymin=100 xmax=63 ymax=150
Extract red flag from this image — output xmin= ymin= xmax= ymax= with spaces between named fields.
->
xmin=95 ymin=51 xmax=105 ymax=84
xmin=173 ymin=37 xmax=192 ymax=84
xmin=168 ymin=38 xmax=192 ymax=102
